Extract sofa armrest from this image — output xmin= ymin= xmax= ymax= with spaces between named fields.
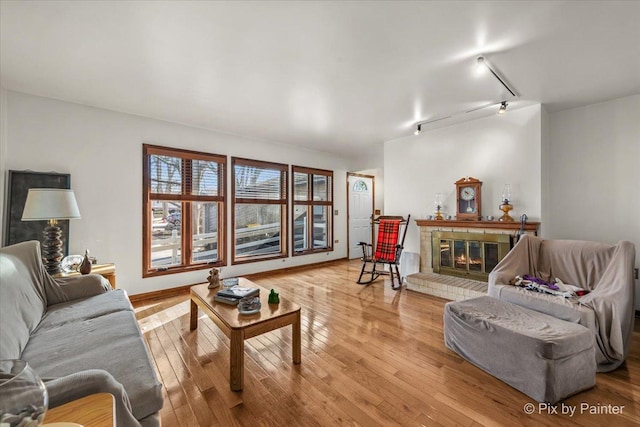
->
xmin=579 ymin=240 xmax=636 ymax=371
xmin=45 ymin=370 xmax=142 ymax=427
xmin=53 ymin=274 xmax=111 ymax=303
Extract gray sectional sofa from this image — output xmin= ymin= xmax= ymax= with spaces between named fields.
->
xmin=0 ymin=241 xmax=163 ymax=427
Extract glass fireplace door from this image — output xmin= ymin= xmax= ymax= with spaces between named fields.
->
xmin=432 ymin=231 xmax=511 ymax=281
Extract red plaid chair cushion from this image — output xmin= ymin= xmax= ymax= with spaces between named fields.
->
xmin=374 ymin=219 xmax=400 ymax=262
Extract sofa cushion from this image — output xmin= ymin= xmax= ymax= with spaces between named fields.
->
xmin=21 ymin=309 xmax=163 ymax=421
xmin=446 ymin=296 xmax=594 ymax=359
xmin=35 ymin=289 xmax=134 ymax=332
xmin=444 ymin=296 xmax=596 ymax=403
xmin=491 ymin=284 xmax=596 ymax=331
xmin=0 ymin=249 xmax=47 ymax=359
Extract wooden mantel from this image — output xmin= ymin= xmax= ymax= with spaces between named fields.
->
xmin=415 ymin=219 xmax=540 ymax=233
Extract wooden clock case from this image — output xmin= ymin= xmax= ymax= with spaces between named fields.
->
xmin=455 ymin=176 xmax=482 ymax=221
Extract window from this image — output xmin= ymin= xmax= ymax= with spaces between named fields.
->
xmin=143 ymin=144 xmax=226 ymax=276
xmin=353 ymin=179 xmax=368 ymax=192
xmin=232 ymin=158 xmax=288 ymax=263
xmin=292 ymin=166 xmax=333 ymax=255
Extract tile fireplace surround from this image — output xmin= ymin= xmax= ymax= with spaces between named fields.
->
xmin=406 ymin=219 xmax=539 ymax=301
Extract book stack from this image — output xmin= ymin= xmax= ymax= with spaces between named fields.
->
xmin=214 ymin=285 xmax=260 ymax=305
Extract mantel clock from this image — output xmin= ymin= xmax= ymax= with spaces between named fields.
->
xmin=455 ymin=177 xmax=482 ymax=221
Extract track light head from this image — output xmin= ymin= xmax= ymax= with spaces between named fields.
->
xmin=414 ymin=123 xmax=422 ymax=135
xmin=498 ymin=101 xmax=508 ymax=115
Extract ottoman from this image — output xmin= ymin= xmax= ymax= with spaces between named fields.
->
xmin=444 ymin=296 xmax=596 ymax=403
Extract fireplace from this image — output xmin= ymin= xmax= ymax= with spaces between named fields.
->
xmin=407 ymin=219 xmax=539 ymax=300
xmin=432 ymin=231 xmax=512 ymax=281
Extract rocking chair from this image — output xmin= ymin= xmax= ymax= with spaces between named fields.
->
xmin=357 ymin=215 xmax=410 ymax=290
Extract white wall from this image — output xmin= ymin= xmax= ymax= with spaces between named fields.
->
xmin=540 ymin=105 xmax=550 ymax=237
xmin=3 ymin=91 xmax=350 ymax=295
xmin=350 ymin=142 xmax=384 ymax=173
xmin=546 ymin=94 xmax=640 ymax=308
xmin=384 ymin=104 xmax=543 ymax=256
xmin=0 ymin=87 xmax=7 ymax=245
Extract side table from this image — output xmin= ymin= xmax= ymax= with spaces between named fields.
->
xmin=44 ymin=393 xmax=115 ymax=427
xmin=54 ymin=263 xmax=117 ymax=289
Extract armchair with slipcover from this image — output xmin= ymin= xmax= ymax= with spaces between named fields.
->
xmin=488 ymin=234 xmax=636 ymax=372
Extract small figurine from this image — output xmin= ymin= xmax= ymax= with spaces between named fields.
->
xmin=268 ymin=289 xmax=280 ymax=304
xmin=207 ymin=268 xmax=221 ymax=289
xmin=79 ymin=249 xmax=92 ymax=275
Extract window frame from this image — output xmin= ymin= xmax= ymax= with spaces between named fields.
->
xmin=231 ymin=157 xmax=289 ymax=264
xmin=142 ymin=144 xmax=226 ymax=277
xmin=291 ymin=165 xmax=334 ymax=256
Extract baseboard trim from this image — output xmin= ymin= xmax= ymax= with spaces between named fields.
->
xmin=129 ymin=257 xmax=348 ymax=303
xmin=129 ymin=284 xmax=192 ymax=303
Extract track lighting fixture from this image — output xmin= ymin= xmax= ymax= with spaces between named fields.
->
xmin=410 ymin=54 xmax=518 ymax=134
xmin=476 ymin=55 xmax=518 ymax=98
xmin=412 ymin=116 xmax=451 ymax=135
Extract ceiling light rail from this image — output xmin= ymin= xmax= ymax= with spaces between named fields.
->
xmin=414 ymin=115 xmax=452 ymax=135
xmin=413 ymin=54 xmax=518 ymax=135
xmin=476 ymin=55 xmax=519 ymax=98
xmin=464 ymin=99 xmax=512 ymax=116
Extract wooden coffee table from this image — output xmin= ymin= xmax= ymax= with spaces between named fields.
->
xmin=189 ymin=278 xmax=301 ymax=391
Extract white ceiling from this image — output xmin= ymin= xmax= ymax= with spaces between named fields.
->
xmin=2 ymin=1 xmax=639 ymax=157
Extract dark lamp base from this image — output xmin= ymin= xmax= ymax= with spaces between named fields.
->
xmin=42 ymin=224 xmax=63 ymax=275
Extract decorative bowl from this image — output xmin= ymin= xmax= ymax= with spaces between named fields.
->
xmin=238 ymin=296 xmax=261 ymax=314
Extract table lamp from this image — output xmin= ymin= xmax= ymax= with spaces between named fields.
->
xmin=21 ymin=188 xmax=81 ymax=275
xmin=498 ymin=184 xmax=514 ymax=222
xmin=434 ymin=192 xmax=444 ymax=220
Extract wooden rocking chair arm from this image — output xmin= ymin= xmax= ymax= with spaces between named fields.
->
xmin=358 ymin=241 xmax=373 ymax=259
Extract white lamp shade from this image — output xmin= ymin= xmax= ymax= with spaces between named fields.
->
xmin=21 ymin=188 xmax=81 ymax=221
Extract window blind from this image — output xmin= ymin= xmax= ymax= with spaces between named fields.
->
xmin=294 ymin=172 xmax=309 ymax=201
xmin=234 ymin=164 xmax=287 ymax=201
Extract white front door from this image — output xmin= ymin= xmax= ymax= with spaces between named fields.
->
xmin=348 ymin=175 xmax=374 ymax=259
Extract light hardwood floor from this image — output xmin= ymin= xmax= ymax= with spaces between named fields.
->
xmin=133 ymin=260 xmax=640 ymax=426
